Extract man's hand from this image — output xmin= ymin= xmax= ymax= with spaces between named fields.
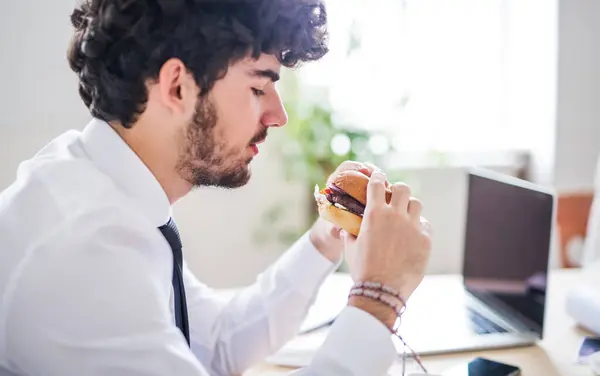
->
xmin=344 ymin=170 xmax=432 ymax=329
xmin=308 ymin=161 xmax=384 ymax=263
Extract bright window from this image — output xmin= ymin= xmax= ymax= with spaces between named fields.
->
xmin=297 ymin=0 xmax=516 ymax=153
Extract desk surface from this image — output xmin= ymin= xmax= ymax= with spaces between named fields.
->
xmin=245 ymin=269 xmax=595 ymax=376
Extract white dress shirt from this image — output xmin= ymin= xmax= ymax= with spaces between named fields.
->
xmin=0 ymin=118 xmax=396 ymax=376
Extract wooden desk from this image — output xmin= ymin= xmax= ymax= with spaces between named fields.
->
xmin=246 ymin=269 xmax=595 ymax=376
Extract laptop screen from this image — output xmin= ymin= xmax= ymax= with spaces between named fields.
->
xmin=462 ymin=171 xmax=554 ymax=337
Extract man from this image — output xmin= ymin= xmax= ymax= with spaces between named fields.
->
xmin=0 ymin=0 xmax=432 ymax=375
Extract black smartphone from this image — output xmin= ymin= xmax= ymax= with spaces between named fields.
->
xmin=442 ymin=357 xmax=521 ymax=376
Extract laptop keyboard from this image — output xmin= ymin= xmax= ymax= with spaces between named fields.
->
xmin=468 ymin=308 xmax=508 ymax=334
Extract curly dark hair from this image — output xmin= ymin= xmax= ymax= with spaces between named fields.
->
xmin=67 ymin=0 xmax=329 ymax=128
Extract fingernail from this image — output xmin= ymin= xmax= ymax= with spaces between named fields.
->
xmin=371 ymin=170 xmax=385 ymax=183
xmin=357 ymin=164 xmax=369 ymax=173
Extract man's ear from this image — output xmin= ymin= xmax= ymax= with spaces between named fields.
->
xmin=157 ymin=58 xmax=198 ymax=115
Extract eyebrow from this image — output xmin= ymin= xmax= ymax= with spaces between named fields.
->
xmin=249 ymin=69 xmax=280 ymax=83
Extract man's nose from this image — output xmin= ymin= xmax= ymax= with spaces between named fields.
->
xmin=261 ymin=92 xmax=288 ymax=128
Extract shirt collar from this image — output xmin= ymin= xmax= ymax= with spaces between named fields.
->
xmin=81 ymin=118 xmax=172 ymax=227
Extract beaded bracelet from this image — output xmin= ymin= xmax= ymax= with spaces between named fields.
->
xmin=348 ymin=287 xmax=406 ymax=317
xmin=351 ymin=281 xmax=407 ymax=314
xmin=348 ymin=283 xmax=429 ymax=375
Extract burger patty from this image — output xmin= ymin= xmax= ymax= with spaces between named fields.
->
xmin=325 ymin=185 xmax=365 ymax=217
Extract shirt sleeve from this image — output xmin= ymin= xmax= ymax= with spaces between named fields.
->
xmin=5 ymin=211 xmax=210 ymax=376
xmin=291 ymin=306 xmax=397 ymax=376
xmin=183 ymin=231 xmax=340 ymax=375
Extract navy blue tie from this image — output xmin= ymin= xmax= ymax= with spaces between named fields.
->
xmin=158 ymin=218 xmax=190 ymax=346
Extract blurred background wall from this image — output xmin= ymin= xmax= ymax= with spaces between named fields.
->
xmin=1 ymin=0 xmax=599 ymax=288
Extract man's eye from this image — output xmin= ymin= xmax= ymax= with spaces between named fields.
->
xmin=252 ymin=88 xmax=266 ymax=96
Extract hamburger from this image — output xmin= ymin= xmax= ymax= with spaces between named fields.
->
xmin=314 ymin=170 xmax=391 ymax=236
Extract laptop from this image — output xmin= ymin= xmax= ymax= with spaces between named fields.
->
xmin=393 ymin=167 xmax=556 ymax=355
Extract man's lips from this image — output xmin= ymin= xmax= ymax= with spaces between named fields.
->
xmin=249 ymin=139 xmax=265 ymax=155
xmin=249 ymin=128 xmax=268 ymax=156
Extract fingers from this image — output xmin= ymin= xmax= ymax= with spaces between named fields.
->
xmin=340 ymin=229 xmax=357 ymax=246
xmin=364 ymin=162 xmax=390 ymax=187
xmin=420 ymin=218 xmax=433 ymax=237
xmin=366 ymin=170 xmax=388 ymax=208
xmin=363 ymin=162 xmax=379 ymax=175
xmin=329 ymin=225 xmax=343 ymax=240
xmin=390 ymin=182 xmax=411 ymax=212
xmin=407 ymin=197 xmax=423 ymax=224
